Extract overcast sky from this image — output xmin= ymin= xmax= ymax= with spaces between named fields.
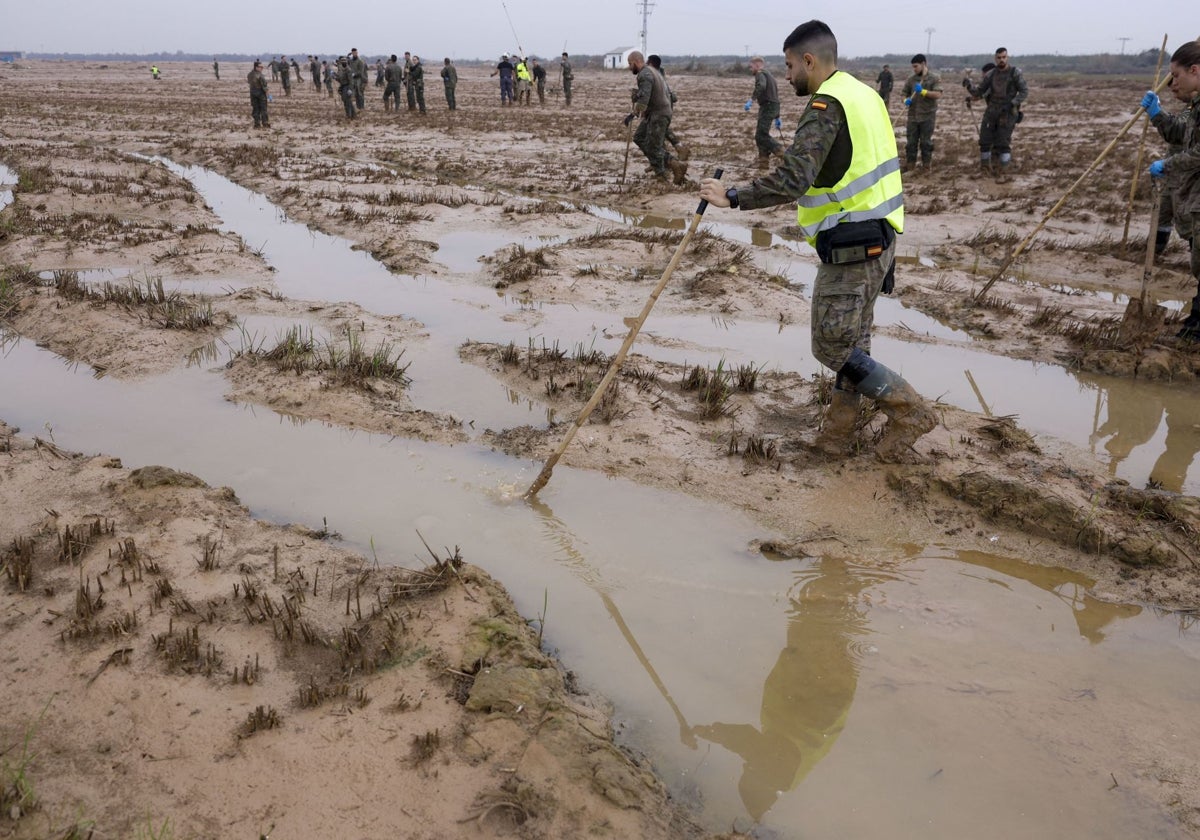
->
xmin=3 ymin=0 xmax=1187 ymax=59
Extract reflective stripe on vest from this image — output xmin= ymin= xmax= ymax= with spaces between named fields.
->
xmin=795 ymin=71 xmax=904 ymax=244
xmin=516 ymin=64 xmax=531 ymax=81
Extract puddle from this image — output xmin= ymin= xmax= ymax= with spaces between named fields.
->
xmin=3 ymin=159 xmax=1200 ymax=836
xmin=0 ymin=163 xmax=15 ymax=212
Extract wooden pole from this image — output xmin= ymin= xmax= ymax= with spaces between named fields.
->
xmin=1121 ymin=34 xmax=1169 ymax=255
xmin=974 ymin=73 xmax=1173 ymax=302
xmin=524 ymin=169 xmax=722 ymax=499
xmin=1139 ymin=181 xmax=1164 ymax=304
xmin=619 ymin=120 xmax=633 ymax=189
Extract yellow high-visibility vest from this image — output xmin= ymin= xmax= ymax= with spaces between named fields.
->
xmin=794 ymin=71 xmax=904 ymax=245
xmin=516 ymin=62 xmax=532 ymax=82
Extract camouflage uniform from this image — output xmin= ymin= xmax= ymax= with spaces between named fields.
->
xmin=876 ymin=67 xmax=893 ymax=106
xmin=383 ymin=59 xmax=403 ymax=111
xmin=269 ymin=59 xmax=279 ymax=81
xmin=247 ymin=65 xmax=269 ymax=128
xmin=532 ymin=61 xmax=546 ymax=104
xmin=735 ymin=84 xmax=894 ymax=374
xmin=560 ymin=55 xmax=573 ymax=105
xmin=348 ymin=52 xmax=367 ymax=109
xmin=310 ymin=58 xmax=320 ymax=91
xmin=404 ymin=54 xmax=417 ymax=111
xmin=279 ymin=58 xmax=291 ymax=96
xmin=213 ymin=59 xmax=219 ymax=80
xmin=901 ymin=69 xmax=941 ymax=166
xmin=336 ymin=60 xmax=357 ymax=119
xmin=441 ymin=60 xmax=458 ymax=110
xmin=375 ymin=60 xmax=384 ymax=87
xmin=967 ymin=64 xmax=1028 ymax=169
xmin=409 ymin=59 xmax=426 ymax=113
xmin=1155 ymin=103 xmax=1196 ymax=246
xmin=631 ymin=63 xmax=681 ymax=181
xmin=1151 ymin=94 xmax=1200 ymax=330
xmin=322 ymin=62 xmax=333 ymax=96
xmin=751 ymin=66 xmax=784 ymax=162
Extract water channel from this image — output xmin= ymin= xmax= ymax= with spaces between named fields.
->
xmin=1 ymin=160 xmax=1198 ymax=838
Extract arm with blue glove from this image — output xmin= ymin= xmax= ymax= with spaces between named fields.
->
xmin=1141 ymin=91 xmax=1161 ymax=119
xmin=744 ymin=99 xmax=752 ymax=111
xmin=1149 ymin=159 xmax=1166 ymax=178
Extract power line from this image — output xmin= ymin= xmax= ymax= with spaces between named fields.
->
xmin=1117 ymin=37 xmax=1131 ymax=55
xmin=636 ymin=0 xmax=655 ymax=56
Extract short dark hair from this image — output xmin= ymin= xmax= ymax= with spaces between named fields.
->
xmin=562 ymin=52 xmax=568 ymax=57
xmin=782 ymin=20 xmax=837 ymax=63
xmin=994 ymin=47 xmax=1007 ymax=56
xmin=911 ymin=54 xmax=926 ymax=64
xmin=647 ymin=54 xmax=661 ymax=68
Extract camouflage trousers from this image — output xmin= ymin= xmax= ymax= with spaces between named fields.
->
xmin=810 ymin=239 xmax=894 ymax=374
xmin=1161 ymin=189 xmax=1196 ymax=243
xmin=383 ymin=83 xmax=401 ymax=110
xmin=634 ymin=113 xmax=672 ymax=175
xmin=905 ymin=115 xmax=936 ymax=164
xmin=755 ymin=101 xmax=782 ymax=156
xmin=563 ymin=78 xmax=572 ymax=105
xmin=250 ymin=93 xmax=269 ymax=127
xmin=979 ymin=103 xmax=1017 ymax=156
xmin=444 ymin=83 xmax=457 ymax=110
xmin=411 ymin=81 xmax=425 ymax=113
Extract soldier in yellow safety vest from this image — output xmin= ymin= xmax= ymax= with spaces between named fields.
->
xmin=700 ymin=20 xmax=936 ymax=463
xmin=515 ymin=57 xmax=532 ymax=105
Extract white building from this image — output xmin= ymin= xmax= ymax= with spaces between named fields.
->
xmin=603 ymin=47 xmax=636 ymax=70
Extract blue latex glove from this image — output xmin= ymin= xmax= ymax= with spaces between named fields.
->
xmin=267 ymin=94 xmax=273 ymax=102
xmin=1141 ymin=90 xmax=1161 ymax=118
xmin=914 ymin=82 xmax=924 ymax=94
xmin=904 ymin=97 xmax=912 ymax=107
xmin=774 ymin=117 xmax=782 ymax=130
xmin=744 ymin=99 xmax=752 ymax=111
xmin=1149 ymin=160 xmax=1166 ymax=178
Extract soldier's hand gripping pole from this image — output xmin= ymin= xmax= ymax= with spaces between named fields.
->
xmin=523 ymin=169 xmax=724 ymax=500
xmin=975 ymin=73 xmax=1172 ymax=301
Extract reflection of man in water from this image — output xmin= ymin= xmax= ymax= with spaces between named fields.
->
xmin=1082 ymin=373 xmax=1200 ymax=493
xmin=1150 ymin=395 xmax=1200 ymax=492
xmin=692 ymin=557 xmax=877 ymax=821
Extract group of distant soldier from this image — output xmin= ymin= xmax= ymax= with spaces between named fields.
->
xmin=874 ymin=47 xmax=1028 ymax=181
xmin=242 ymin=50 xmax=584 ymax=126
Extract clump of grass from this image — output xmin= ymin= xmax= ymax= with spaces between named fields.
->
xmin=735 ymin=361 xmax=764 ymax=392
xmin=493 ymin=244 xmax=552 ymax=289
xmin=2 ymin=537 xmax=35 ymax=591
xmin=245 ymin=325 xmax=412 ymax=389
xmin=240 ymin=705 xmax=280 ymax=737
xmin=498 ymin=341 xmax=521 ymax=365
xmin=0 ymin=699 xmax=51 ymax=822
xmin=973 ymin=292 xmax=1018 ymax=316
xmin=681 ymin=359 xmax=736 ymax=420
xmin=742 ymin=435 xmax=778 ymax=464
xmin=1027 ymin=303 xmax=1071 ymax=331
xmin=15 ymin=164 xmax=55 ymax=194
xmin=410 ymin=729 xmax=441 ymax=764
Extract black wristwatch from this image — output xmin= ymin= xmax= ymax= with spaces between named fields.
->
xmin=725 ymin=188 xmax=739 ymax=209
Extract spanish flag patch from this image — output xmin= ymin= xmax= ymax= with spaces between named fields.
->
xmin=811 ymin=100 xmax=828 ymax=111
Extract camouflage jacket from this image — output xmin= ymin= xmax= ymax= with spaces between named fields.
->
xmin=409 ymin=62 xmax=424 ymax=86
xmin=738 ymin=74 xmax=855 ymax=211
xmin=247 ymin=69 xmax=268 ymax=96
xmin=876 ymin=69 xmax=893 ymax=95
xmin=967 ymin=65 xmax=1027 ymax=110
xmin=384 ymin=63 xmax=403 ymax=85
xmin=560 ymin=60 xmax=573 ymax=81
xmin=1152 ymin=95 xmax=1200 ymax=214
xmin=752 ymin=69 xmax=780 ymax=106
xmin=633 ymin=65 xmax=671 ymax=117
xmin=902 ymin=70 xmax=940 ymax=119
xmin=441 ymin=64 xmax=457 ymax=85
xmin=336 ymin=64 xmax=353 ymax=88
xmin=348 ymin=56 xmax=366 ymax=81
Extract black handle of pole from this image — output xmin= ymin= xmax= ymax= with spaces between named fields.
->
xmin=696 ymin=167 xmax=724 ymax=215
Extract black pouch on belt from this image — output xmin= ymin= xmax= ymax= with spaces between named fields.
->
xmin=815 ymin=220 xmax=894 ymax=265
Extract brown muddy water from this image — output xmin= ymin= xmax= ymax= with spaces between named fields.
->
xmin=2 ymin=160 xmax=1198 ymax=838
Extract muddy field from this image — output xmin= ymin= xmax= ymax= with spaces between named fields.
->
xmin=1 ymin=59 xmax=1199 ymax=838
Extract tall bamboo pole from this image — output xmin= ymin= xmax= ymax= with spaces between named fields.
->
xmin=1121 ymin=34 xmax=1169 ymax=255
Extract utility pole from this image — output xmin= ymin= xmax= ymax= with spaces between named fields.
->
xmin=924 ymin=27 xmax=935 ymax=56
xmin=1117 ymin=36 xmax=1131 ymax=55
xmin=637 ymin=0 xmax=655 ymax=55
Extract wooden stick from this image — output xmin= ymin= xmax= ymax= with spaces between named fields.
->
xmin=524 ymin=169 xmax=723 ymax=499
xmin=974 ymin=73 xmax=1172 ymax=301
xmin=1139 ymin=180 xmax=1163 ymax=305
xmin=619 ymin=119 xmax=633 ymax=188
xmin=1121 ymin=34 xmax=1169 ymax=255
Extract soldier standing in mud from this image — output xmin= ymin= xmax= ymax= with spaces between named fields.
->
xmin=336 ymin=57 xmax=357 ymax=120
xmin=383 ymin=55 xmax=403 ymax=112
xmin=625 ymin=51 xmax=688 ymax=185
xmin=268 ymin=57 xmax=278 ymax=81
xmin=532 ymin=58 xmax=547 ymax=104
xmin=247 ymin=60 xmax=269 ymax=129
xmin=746 ymin=56 xmax=784 ymax=171
xmin=901 ymin=53 xmax=942 ymax=172
xmin=404 ymin=52 xmax=417 ymax=112
xmin=560 ymin=52 xmax=574 ymax=105
xmin=647 ymin=55 xmax=690 ymax=164
xmin=322 ymin=60 xmax=333 ymax=96
xmin=409 ymin=55 xmax=427 ymax=114
xmin=699 ymin=20 xmax=937 ymax=463
xmin=1144 ymin=40 xmax=1200 ymax=342
xmin=876 ymin=64 xmax=893 ymax=106
xmin=965 ymin=47 xmax=1028 ymax=180
xmin=348 ymin=48 xmax=367 ymax=110
xmin=279 ymin=56 xmax=292 ymax=96
xmin=213 ymin=58 xmax=219 ymax=80
xmin=441 ymin=58 xmax=458 ymax=110
xmin=310 ymin=56 xmax=321 ymax=91
xmin=375 ymin=58 xmax=385 ymax=88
